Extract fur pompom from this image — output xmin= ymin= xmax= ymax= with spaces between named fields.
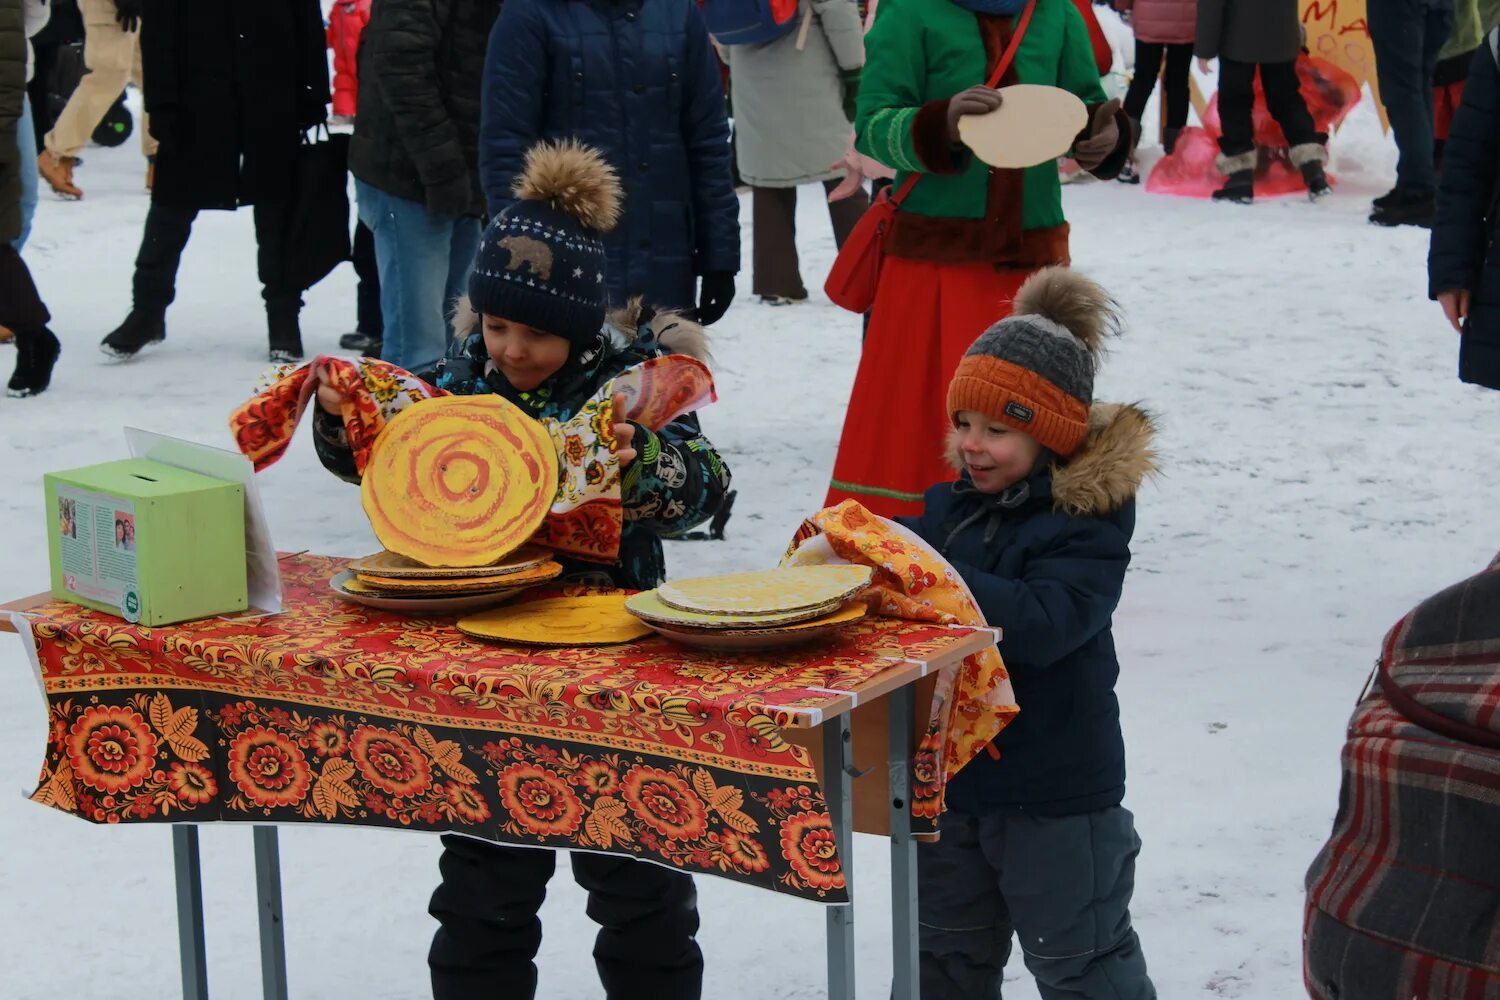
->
xmin=1011 ymin=267 xmax=1121 ymax=356
xmin=512 ymin=140 xmax=623 ymax=234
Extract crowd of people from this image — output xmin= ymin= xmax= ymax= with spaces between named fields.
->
xmin=2 ymin=0 xmax=1499 ymax=998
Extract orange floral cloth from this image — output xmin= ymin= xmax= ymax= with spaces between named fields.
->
xmin=20 ymin=553 xmax=984 ymax=901
xmin=783 ymin=501 xmax=1019 ymax=828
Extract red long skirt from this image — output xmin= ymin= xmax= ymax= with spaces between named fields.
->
xmin=826 ymin=258 xmax=1034 ymax=518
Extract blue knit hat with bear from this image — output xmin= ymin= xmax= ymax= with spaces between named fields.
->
xmin=468 ymin=140 xmax=622 ymax=345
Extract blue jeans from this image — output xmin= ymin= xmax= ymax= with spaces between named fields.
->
xmin=354 ymin=179 xmax=481 ymax=373
xmin=1368 ymin=0 xmax=1456 ymax=194
xmin=14 ymin=94 xmax=38 ymax=251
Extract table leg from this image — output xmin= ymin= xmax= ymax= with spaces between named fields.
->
xmin=253 ymin=827 xmax=290 ymax=1000
xmin=173 ymin=825 xmax=210 ymax=1000
xmin=888 ymin=685 xmax=919 ymax=1000
xmin=824 ymin=716 xmax=855 ymax=1000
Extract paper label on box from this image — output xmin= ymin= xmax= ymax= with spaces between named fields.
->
xmin=55 ymin=485 xmax=139 ymax=615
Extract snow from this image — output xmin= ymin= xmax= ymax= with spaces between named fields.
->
xmin=2 ymin=91 xmax=1494 ymax=999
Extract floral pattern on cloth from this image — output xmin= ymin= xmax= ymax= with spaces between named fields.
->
xmin=230 ymin=356 xmax=446 ymax=474
xmin=782 ymin=501 xmax=1019 ymax=825
xmin=21 ymin=554 xmax=986 ymax=901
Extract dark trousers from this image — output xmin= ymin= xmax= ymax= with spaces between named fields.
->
xmin=1123 ymin=41 xmax=1194 ymax=131
xmin=352 ymin=219 xmax=383 ymax=336
xmin=0 ymin=244 xmax=50 ymax=328
xmin=132 ymin=200 xmax=302 ymax=325
xmin=1369 ymin=0 xmax=1455 ymax=193
xmin=428 ymin=836 xmax=704 ymax=1000
xmin=752 ymin=179 xmax=870 ymax=299
xmin=1217 ymin=60 xmax=1323 ymax=159
xmin=919 ymin=808 xmax=1155 ymax=999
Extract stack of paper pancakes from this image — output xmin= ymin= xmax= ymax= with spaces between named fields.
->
xmin=333 ymin=544 xmax=562 ymax=605
xmin=625 ymin=565 xmax=874 ymax=652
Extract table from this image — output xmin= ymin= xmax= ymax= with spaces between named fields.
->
xmin=3 ymin=555 xmax=997 ymax=999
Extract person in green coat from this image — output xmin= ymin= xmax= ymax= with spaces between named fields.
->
xmin=824 ymin=0 xmax=1130 ymax=521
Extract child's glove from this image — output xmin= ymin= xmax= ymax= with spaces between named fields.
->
xmin=840 ymin=69 xmax=861 ymax=124
xmin=114 ymin=0 xmax=141 ymax=32
xmin=696 ymin=271 xmax=736 ymax=326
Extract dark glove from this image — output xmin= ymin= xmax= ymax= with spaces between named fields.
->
xmin=425 ymin=172 xmax=473 ymax=220
xmin=1071 ymin=98 xmax=1122 ymax=171
xmin=115 ymin=0 xmax=142 ymax=32
xmin=696 ymin=271 xmax=737 ymax=326
xmin=947 ymin=86 xmax=1003 ymax=143
xmin=840 ymin=69 xmax=861 ymax=124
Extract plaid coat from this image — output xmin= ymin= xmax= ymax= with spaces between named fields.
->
xmin=1303 ymin=554 xmax=1500 ymax=999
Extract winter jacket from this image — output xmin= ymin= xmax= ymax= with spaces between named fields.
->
xmin=855 ymin=0 xmax=1129 ymax=268
xmin=142 ymin=0 xmax=330 ymax=211
xmin=1194 ymin=0 xmax=1300 ymax=65
xmin=349 ymin=0 xmax=498 ymax=220
xmin=1 ymin=0 xmax=22 ymax=244
xmin=1430 ymin=33 xmax=1500 ymax=390
xmin=313 ymin=301 xmax=732 ymax=590
xmin=1114 ymin=0 xmax=1194 ymax=45
xmin=479 ymin=0 xmax=741 ymax=312
xmin=22 ymin=0 xmax=44 ymax=81
xmin=902 ymin=404 xmax=1156 ymax=816
xmin=719 ymin=0 xmax=865 ymax=188
xmin=327 ymin=0 xmax=371 ymax=119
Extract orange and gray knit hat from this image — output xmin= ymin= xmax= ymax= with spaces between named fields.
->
xmin=947 ymin=268 xmax=1121 ymax=458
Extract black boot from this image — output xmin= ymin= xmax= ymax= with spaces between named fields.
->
xmin=267 ymin=304 xmax=304 ymax=365
xmin=100 ymin=308 xmax=166 ymax=361
xmin=8 ymin=326 xmax=60 ymax=398
xmin=1300 ymin=161 xmax=1331 ymax=201
xmin=1212 ymin=170 xmax=1255 ymax=204
xmin=1163 ymin=127 xmax=1182 ymax=156
xmin=1370 ymin=188 xmax=1436 ymax=228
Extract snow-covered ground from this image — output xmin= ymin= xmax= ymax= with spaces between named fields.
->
xmin=3 ymin=91 xmax=1495 ymax=999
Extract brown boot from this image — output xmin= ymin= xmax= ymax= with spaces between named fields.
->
xmin=0 ymin=324 xmax=14 ymax=344
xmin=38 ymin=149 xmax=82 ymax=199
xmin=146 ymin=156 xmax=155 ymax=192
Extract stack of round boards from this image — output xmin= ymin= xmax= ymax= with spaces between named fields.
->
xmin=360 ymin=395 xmax=559 ymax=569
xmin=330 ymin=544 xmax=563 ymax=615
xmin=458 ymin=595 xmax=654 ymax=647
xmin=626 ymin=565 xmax=874 ymax=653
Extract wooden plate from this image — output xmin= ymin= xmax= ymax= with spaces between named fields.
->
xmin=329 ymin=571 xmax=526 ymax=615
xmin=360 ymin=395 xmax=559 ymax=568
xmin=625 ymin=589 xmax=845 ymax=629
xmin=355 ymin=561 xmax=563 ymax=594
xmin=654 ymin=565 xmax=873 ymax=616
xmin=458 ymin=595 xmax=654 ymax=647
xmin=347 ymin=544 xmax=554 ymax=580
xmin=957 ymin=84 xmax=1089 ymax=169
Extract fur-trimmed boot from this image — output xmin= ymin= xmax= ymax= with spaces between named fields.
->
xmin=1291 ymin=142 xmax=1331 ymax=201
xmin=1212 ymin=151 xmax=1257 ymax=204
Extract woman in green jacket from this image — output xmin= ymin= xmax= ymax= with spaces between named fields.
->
xmin=824 ymin=0 xmax=1129 ymax=518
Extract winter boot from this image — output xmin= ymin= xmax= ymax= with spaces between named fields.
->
xmin=100 ymin=308 xmax=167 ymax=361
xmin=0 ymin=323 xmax=13 ymax=344
xmin=267 ymin=305 xmax=305 ymax=365
xmin=1212 ymin=151 xmax=1257 ymax=204
xmin=1163 ymin=127 xmax=1183 ymax=156
xmin=338 ymin=330 xmax=383 ymax=356
xmin=1369 ymin=188 xmax=1436 ymax=228
xmin=7 ymin=326 xmax=61 ymax=398
xmin=37 ymin=148 xmax=82 ymax=199
xmin=1291 ymin=143 xmax=1331 ymax=201
xmin=1117 ymin=160 xmax=1141 ymax=184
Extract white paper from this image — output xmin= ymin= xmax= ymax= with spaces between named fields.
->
xmin=124 ymin=427 xmax=283 ymax=613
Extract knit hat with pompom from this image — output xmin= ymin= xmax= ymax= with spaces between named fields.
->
xmin=946 ymin=267 xmax=1121 ymax=457
xmin=468 ymin=140 xmax=623 ymax=345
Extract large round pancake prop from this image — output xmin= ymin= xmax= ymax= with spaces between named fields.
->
xmin=355 ymin=561 xmax=563 ymax=594
xmin=329 ymin=571 xmax=528 ymax=615
xmin=956 ymin=84 xmax=1089 ymax=170
xmin=654 ymin=565 xmax=873 ymax=616
xmin=361 ymin=395 xmax=559 ymax=568
xmin=348 ymin=544 xmax=554 ymax=580
xmin=625 ymin=589 xmax=846 ymax=629
xmin=640 ymin=604 xmax=868 ymax=652
xmin=458 ymin=595 xmax=654 ymax=647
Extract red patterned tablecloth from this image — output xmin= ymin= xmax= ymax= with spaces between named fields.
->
xmin=15 ymin=554 xmax=984 ymax=902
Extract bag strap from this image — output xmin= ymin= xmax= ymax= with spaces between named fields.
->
xmin=1376 ymin=615 xmax=1500 ymax=751
xmin=889 ymin=0 xmax=1037 ymax=208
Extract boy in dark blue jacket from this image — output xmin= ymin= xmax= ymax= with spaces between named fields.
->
xmin=905 ymin=268 xmax=1158 ymax=999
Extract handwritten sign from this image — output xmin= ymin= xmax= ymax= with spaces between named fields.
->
xmin=1302 ymin=0 xmax=1388 ymax=130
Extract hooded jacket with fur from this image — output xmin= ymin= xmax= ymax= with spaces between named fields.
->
xmin=904 ymin=403 xmax=1157 ymax=816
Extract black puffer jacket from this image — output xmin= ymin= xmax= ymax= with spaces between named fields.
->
xmin=349 ymin=0 xmax=501 ymax=219
xmin=0 ymin=0 xmax=26 ymax=243
xmin=1195 ymin=0 xmax=1302 ymax=64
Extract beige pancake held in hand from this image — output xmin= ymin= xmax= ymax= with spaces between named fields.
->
xmin=654 ymin=564 xmax=873 ymax=615
xmin=458 ymin=595 xmax=654 ymax=646
xmin=360 ymin=395 xmax=559 ymax=568
xmin=957 ymin=84 xmax=1089 ymax=169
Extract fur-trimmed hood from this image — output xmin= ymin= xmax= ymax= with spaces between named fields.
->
xmin=450 ymin=294 xmax=712 ymax=365
xmin=948 ymin=402 xmax=1158 ymax=516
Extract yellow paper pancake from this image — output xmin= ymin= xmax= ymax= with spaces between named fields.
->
xmin=654 ymin=565 xmax=873 ymax=616
xmin=458 ymin=595 xmax=654 ymax=646
xmin=356 ymin=561 xmax=563 ymax=593
xmin=347 ymin=544 xmax=554 ymax=580
xmin=360 ymin=395 xmax=559 ymax=568
xmin=625 ymin=589 xmax=845 ymax=629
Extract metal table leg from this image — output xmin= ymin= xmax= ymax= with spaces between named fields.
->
xmin=824 ymin=716 xmax=856 ymax=1000
xmin=889 ymin=685 xmax=919 ymax=1000
xmin=173 ymin=825 xmax=210 ymax=1000
xmin=253 ymin=827 xmax=289 ymax=1000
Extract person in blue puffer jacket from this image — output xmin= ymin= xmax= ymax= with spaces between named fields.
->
xmin=479 ymin=0 xmax=742 ymax=324
xmin=901 ymin=267 xmax=1159 ymax=998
